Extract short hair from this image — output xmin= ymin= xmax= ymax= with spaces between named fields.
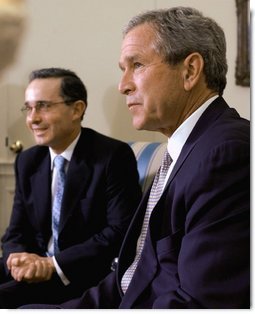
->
xmin=123 ymin=7 xmax=228 ymax=96
xmin=29 ymin=67 xmax=87 ymax=105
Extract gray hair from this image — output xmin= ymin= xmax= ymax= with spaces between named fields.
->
xmin=123 ymin=7 xmax=228 ymax=96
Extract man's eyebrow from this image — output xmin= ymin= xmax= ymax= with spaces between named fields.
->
xmin=118 ymin=55 xmax=141 ymax=69
xmin=24 ymin=100 xmax=46 ymax=106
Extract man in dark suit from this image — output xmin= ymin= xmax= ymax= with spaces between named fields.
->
xmin=20 ymin=6 xmax=250 ymax=309
xmin=0 ymin=67 xmax=142 ymax=308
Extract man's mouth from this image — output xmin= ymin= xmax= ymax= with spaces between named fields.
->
xmin=127 ymin=103 xmax=140 ymax=110
xmin=32 ymin=127 xmax=47 ymax=135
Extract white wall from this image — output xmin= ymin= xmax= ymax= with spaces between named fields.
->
xmin=0 ymin=0 xmax=250 ymax=160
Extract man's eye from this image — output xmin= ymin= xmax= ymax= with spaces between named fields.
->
xmin=37 ymin=101 xmax=50 ymax=110
xmin=134 ymin=62 xmax=143 ymax=69
xmin=25 ymin=106 xmax=32 ymax=112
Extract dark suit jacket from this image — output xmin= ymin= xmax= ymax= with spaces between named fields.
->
xmin=1 ymin=127 xmax=142 ymax=293
xmin=62 ymin=97 xmax=250 ymax=309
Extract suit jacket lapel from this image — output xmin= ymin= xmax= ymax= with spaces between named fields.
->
xmin=58 ymin=130 xmax=93 ymax=233
xmin=58 ymin=156 xmax=92 ymax=232
xmin=30 ymin=155 xmax=52 ymax=239
xmin=117 ymin=190 xmax=151 ymax=279
xmin=164 ymin=97 xmax=228 ymax=192
xmin=119 ymin=228 xmax=157 ymax=308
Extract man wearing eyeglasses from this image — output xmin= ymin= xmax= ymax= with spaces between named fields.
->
xmin=0 ymin=67 xmax=142 ymax=308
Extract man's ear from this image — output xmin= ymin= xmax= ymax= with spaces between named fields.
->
xmin=72 ymin=100 xmax=87 ymax=120
xmin=182 ymin=52 xmax=204 ymax=91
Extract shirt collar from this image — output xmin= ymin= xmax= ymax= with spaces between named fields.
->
xmin=49 ymin=131 xmax=81 ymax=170
xmin=167 ymin=95 xmax=218 ymax=162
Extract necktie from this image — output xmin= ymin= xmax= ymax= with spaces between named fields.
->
xmin=121 ymin=150 xmax=172 ymax=293
xmin=52 ymin=155 xmax=66 ymax=254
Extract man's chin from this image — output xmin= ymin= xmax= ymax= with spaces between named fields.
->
xmin=132 ymin=120 xmax=145 ymax=131
xmin=132 ymin=121 xmax=153 ymax=132
xmin=33 ymin=138 xmax=48 ymax=147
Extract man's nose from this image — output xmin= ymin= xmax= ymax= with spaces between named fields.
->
xmin=26 ymin=107 xmax=41 ymax=122
xmin=118 ymin=72 xmax=135 ymax=95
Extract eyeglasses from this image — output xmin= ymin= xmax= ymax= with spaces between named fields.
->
xmin=21 ymin=100 xmax=73 ymax=115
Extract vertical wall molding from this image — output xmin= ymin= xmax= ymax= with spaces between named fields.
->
xmin=0 ymin=161 xmax=15 ymax=239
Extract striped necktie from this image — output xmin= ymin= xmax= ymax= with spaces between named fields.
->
xmin=52 ymin=155 xmax=66 ymax=254
xmin=121 ymin=150 xmax=172 ymax=293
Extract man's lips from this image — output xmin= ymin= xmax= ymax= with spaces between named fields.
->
xmin=127 ymin=103 xmax=140 ymax=109
xmin=32 ymin=127 xmax=47 ymax=134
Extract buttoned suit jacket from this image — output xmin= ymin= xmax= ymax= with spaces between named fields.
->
xmin=1 ymin=127 xmax=142 ymax=294
xmin=62 ymin=97 xmax=250 ymax=309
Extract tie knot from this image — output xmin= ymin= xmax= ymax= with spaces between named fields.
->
xmin=54 ymin=155 xmax=66 ymax=171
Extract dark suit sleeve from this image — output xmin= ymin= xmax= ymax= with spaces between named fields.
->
xmin=153 ymin=139 xmax=250 ymax=308
xmin=1 ymin=153 xmax=46 ymax=270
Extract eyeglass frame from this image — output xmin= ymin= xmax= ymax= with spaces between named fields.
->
xmin=21 ymin=100 xmax=75 ymax=115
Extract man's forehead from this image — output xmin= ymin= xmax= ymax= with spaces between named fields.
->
xmin=122 ymin=24 xmax=155 ymax=44
xmin=25 ymin=78 xmax=61 ymax=100
xmin=119 ymin=38 xmax=158 ymax=68
xmin=121 ymin=25 xmax=156 ymax=52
